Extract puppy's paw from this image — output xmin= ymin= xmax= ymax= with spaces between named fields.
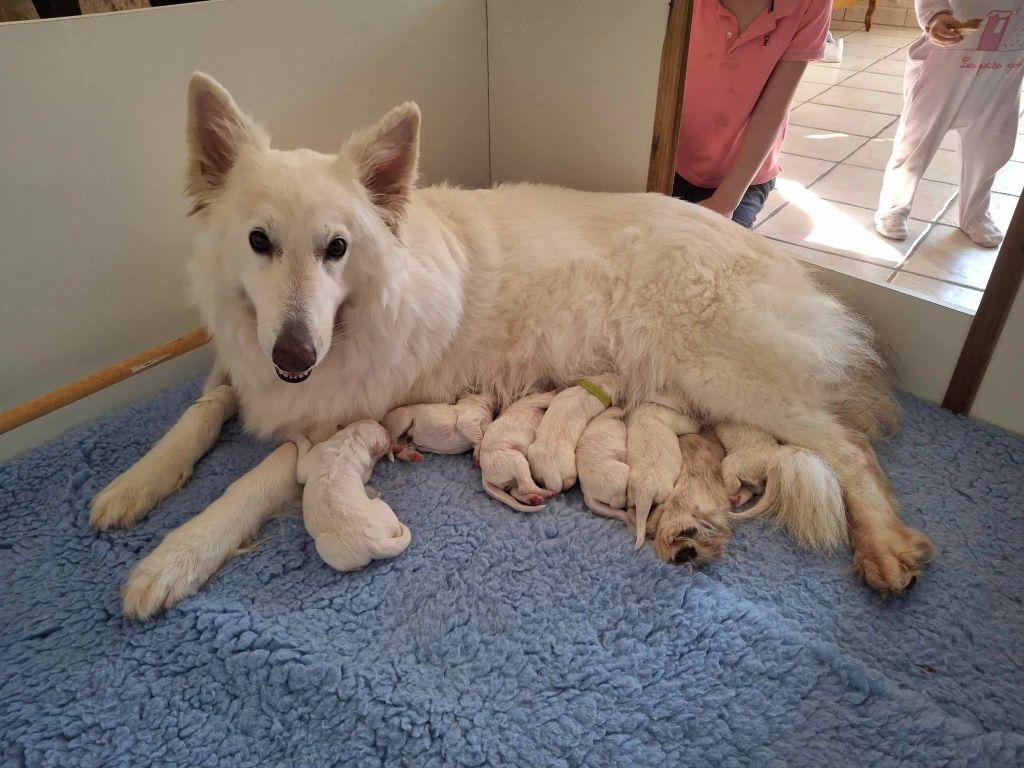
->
xmin=654 ymin=504 xmax=732 ymax=566
xmin=121 ymin=534 xmax=221 ymax=620
xmin=853 ymin=520 xmax=935 ymax=595
xmin=91 ymin=460 xmax=189 ymax=530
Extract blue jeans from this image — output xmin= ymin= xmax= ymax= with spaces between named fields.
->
xmin=672 ymin=174 xmax=776 ymax=229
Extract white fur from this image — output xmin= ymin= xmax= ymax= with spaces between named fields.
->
xmin=625 ymin=401 xmax=700 ymax=550
xmin=383 ymin=392 xmax=496 ymax=462
xmin=478 ymin=391 xmax=556 ymax=512
xmin=575 ymin=406 xmax=630 ymax=524
xmin=293 ymin=420 xmax=410 ymax=571
xmin=715 ymin=420 xmax=847 ymax=552
xmin=528 ymin=374 xmax=618 ymax=493
xmin=96 ymin=75 xmax=934 ymax=617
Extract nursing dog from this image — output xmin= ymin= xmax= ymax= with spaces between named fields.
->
xmin=93 ymin=73 xmax=933 ymax=618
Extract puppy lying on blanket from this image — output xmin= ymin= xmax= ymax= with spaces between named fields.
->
xmin=384 ymin=393 xmax=497 ymax=464
xmin=528 ymin=375 xmax=617 ymax=493
xmin=292 ymin=421 xmax=411 ymax=572
xmin=479 ymin=391 xmax=557 ymax=512
xmin=576 ymin=406 xmax=630 ymax=524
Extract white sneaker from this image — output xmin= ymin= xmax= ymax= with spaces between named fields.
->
xmin=962 ymin=215 xmax=1004 ymax=248
xmin=874 ymin=211 xmax=909 ymax=241
xmin=821 ymin=35 xmax=844 ymax=63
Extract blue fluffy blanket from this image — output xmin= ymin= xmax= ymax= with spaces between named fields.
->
xmin=1 ymin=381 xmax=1022 ymax=767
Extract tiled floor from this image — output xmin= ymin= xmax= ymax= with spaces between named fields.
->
xmin=755 ymin=22 xmax=1023 ymax=314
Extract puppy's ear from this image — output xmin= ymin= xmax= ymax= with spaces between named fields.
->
xmin=345 ymin=102 xmax=421 ymax=231
xmin=185 ymin=72 xmax=268 ymax=216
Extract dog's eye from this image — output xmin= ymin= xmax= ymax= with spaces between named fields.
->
xmin=248 ymin=229 xmax=272 ymax=255
xmin=325 ymin=237 xmax=348 ymax=261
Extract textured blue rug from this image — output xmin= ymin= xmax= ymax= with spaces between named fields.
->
xmin=1 ymin=380 xmax=1022 ymax=767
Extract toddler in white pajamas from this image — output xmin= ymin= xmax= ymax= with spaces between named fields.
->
xmin=875 ymin=1 xmax=1023 ymax=248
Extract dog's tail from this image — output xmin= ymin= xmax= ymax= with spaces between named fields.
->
xmin=632 ymin=490 xmax=656 ymax=551
xmin=369 ymin=522 xmax=412 ymax=560
xmin=483 ymin=480 xmax=546 ymax=513
xmin=583 ymin=494 xmax=630 ymax=525
xmin=731 ymin=446 xmax=846 ymax=552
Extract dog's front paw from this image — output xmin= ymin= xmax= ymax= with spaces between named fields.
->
xmin=121 ymin=533 xmax=218 ymax=619
xmin=91 ymin=460 xmax=190 ymax=530
xmin=654 ymin=504 xmax=732 ymax=566
xmin=853 ymin=520 xmax=935 ymax=595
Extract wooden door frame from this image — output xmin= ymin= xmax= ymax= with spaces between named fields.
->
xmin=647 ymin=0 xmax=1023 ymax=416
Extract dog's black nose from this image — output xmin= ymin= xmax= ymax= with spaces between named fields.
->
xmin=272 ymin=319 xmax=317 ymax=373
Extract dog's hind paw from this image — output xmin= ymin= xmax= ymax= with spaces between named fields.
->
xmin=853 ymin=521 xmax=935 ymax=595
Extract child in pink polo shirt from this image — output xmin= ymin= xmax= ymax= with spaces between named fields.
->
xmin=674 ymin=0 xmax=832 ymax=227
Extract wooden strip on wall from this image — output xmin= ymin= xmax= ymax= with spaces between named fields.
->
xmin=646 ymin=0 xmax=694 ymax=195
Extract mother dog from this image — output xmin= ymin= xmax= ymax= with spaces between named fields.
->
xmin=92 ymin=74 xmax=933 ymax=619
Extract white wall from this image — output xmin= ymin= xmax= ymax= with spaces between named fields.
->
xmin=972 ymin=282 xmax=1024 ymax=434
xmin=487 ymin=0 xmax=666 ymax=193
xmin=0 ymin=0 xmax=490 ymax=461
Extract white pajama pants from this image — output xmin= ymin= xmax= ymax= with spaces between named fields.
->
xmin=878 ymin=46 xmax=1023 ymax=228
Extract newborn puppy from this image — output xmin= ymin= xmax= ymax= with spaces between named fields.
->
xmin=626 ymin=400 xmax=700 ymax=549
xmin=714 ymin=420 xmax=845 ymax=552
xmin=651 ymin=431 xmax=733 ymax=566
xmin=576 ymin=407 xmax=630 ymax=524
xmin=383 ymin=393 xmax=497 ymax=463
xmin=479 ymin=390 xmax=557 ymax=512
xmin=292 ymin=420 xmax=411 ymax=572
xmin=528 ymin=374 xmax=618 ymax=493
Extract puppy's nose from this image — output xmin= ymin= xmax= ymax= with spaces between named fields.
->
xmin=272 ymin=319 xmax=317 ymax=372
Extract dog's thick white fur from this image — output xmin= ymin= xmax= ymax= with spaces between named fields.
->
xmin=626 ymin=401 xmax=700 ymax=550
xmin=528 ymin=374 xmax=618 ymax=493
xmin=293 ymin=420 xmax=411 ymax=572
xmin=93 ymin=73 xmax=934 ymax=618
xmin=651 ymin=432 xmax=733 ymax=566
xmin=478 ymin=391 xmax=556 ymax=512
xmin=383 ymin=392 xmax=495 ymax=463
xmin=576 ymin=406 xmax=630 ymax=524
xmin=715 ymin=420 xmax=847 ymax=551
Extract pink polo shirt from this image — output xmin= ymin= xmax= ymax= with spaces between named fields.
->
xmin=677 ymin=0 xmax=831 ymax=188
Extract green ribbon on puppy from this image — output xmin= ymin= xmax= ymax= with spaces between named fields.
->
xmin=580 ymin=378 xmax=612 ymax=408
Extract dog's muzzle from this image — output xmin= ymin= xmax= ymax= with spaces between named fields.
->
xmin=272 ymin=319 xmax=317 ymax=383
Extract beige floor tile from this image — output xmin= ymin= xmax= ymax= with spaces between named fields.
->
xmin=868 ymin=25 xmax=924 ymax=39
xmin=792 ymin=81 xmax=832 ymax=104
xmin=939 ymin=192 xmax=1020 ymax=229
xmin=802 ymin=65 xmax=858 ymax=85
xmin=778 ymin=153 xmax=836 ymax=185
xmin=865 ymin=6 xmax=910 ymax=27
xmin=813 ymin=54 xmax=881 ymax=70
xmin=772 ymin=242 xmax=895 ymax=284
xmin=843 ymin=135 xmax=896 ymax=169
xmin=875 ymin=122 xmax=959 ymax=151
xmin=829 ymin=20 xmax=865 ymax=31
xmin=1013 ymin=133 xmax=1024 ymax=162
xmin=843 ymin=41 xmax=904 ymax=58
xmin=756 ymin=189 xmax=790 ymax=223
xmin=809 ymin=163 xmax=956 ymax=220
xmin=900 ymin=224 xmax=997 ymax=288
xmin=755 ymin=193 xmax=927 ymax=267
xmin=865 ymin=58 xmax=908 ymax=76
xmin=781 ymin=123 xmax=869 ymax=161
xmin=790 ymin=103 xmax=895 ymax=137
xmin=811 ymin=86 xmax=904 ymax=115
xmin=885 ymin=48 xmax=910 ymax=61
xmin=921 ymin=149 xmax=961 ymax=184
xmin=993 ymin=161 xmax=1024 ymax=195
xmin=891 ymin=272 xmax=982 ymax=312
xmin=840 ymin=32 xmax=913 ymax=49
xmin=841 ymin=71 xmax=905 ymax=94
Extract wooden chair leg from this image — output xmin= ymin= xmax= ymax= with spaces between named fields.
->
xmin=864 ymin=0 xmax=876 ymax=30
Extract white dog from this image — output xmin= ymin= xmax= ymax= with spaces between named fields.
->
xmin=625 ymin=401 xmax=700 ymax=550
xmin=528 ymin=375 xmax=617 ymax=493
xmin=383 ymin=392 xmax=496 ymax=463
xmin=95 ymin=74 xmax=933 ymax=618
xmin=293 ymin=421 xmax=411 ymax=572
xmin=479 ymin=391 xmax=557 ymax=512
xmin=575 ymin=406 xmax=630 ymax=525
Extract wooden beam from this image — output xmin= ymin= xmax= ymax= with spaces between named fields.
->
xmin=942 ymin=194 xmax=1024 ymax=414
xmin=0 ymin=328 xmax=211 ymax=435
xmin=646 ymin=0 xmax=694 ymax=195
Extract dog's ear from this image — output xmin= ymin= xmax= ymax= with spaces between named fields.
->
xmin=185 ymin=72 xmax=268 ymax=216
xmin=346 ymin=102 xmax=421 ymax=231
